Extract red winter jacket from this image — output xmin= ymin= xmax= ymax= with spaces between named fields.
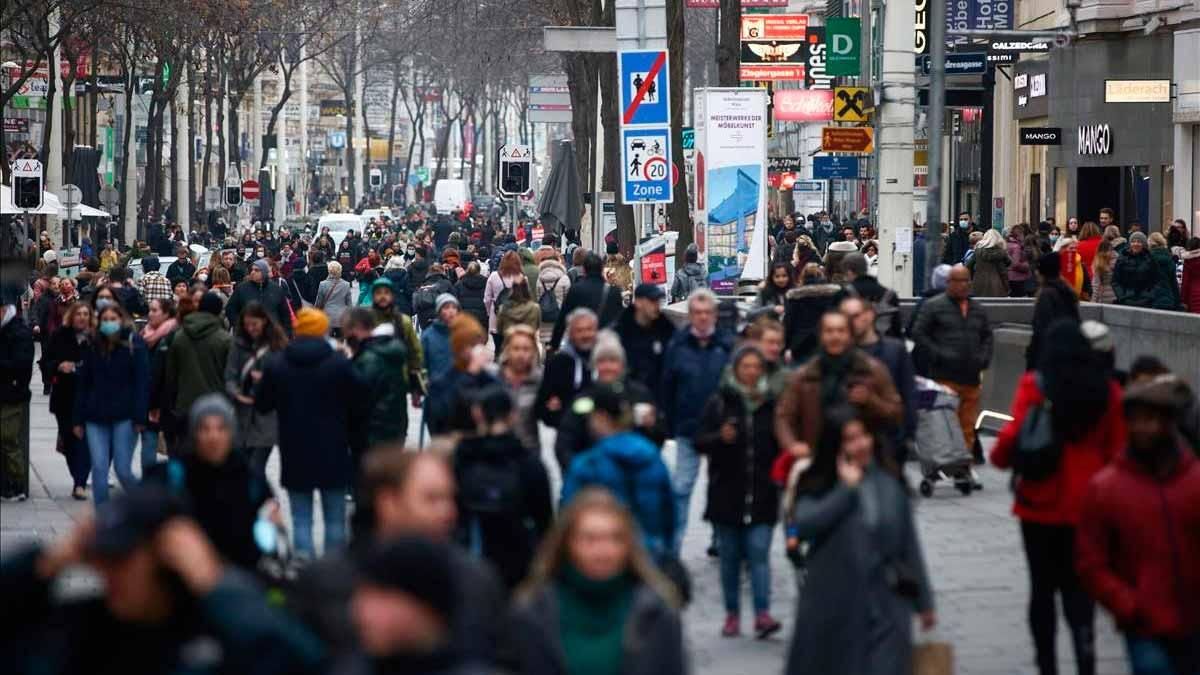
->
xmin=1181 ymin=249 xmax=1200 ymax=314
xmin=1075 ymin=451 xmax=1200 ymax=639
xmin=990 ymin=372 xmax=1125 ymax=525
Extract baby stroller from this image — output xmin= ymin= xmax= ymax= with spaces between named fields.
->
xmin=912 ymin=378 xmax=977 ymax=497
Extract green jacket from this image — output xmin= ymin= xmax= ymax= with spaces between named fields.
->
xmin=498 ymin=299 xmax=541 ymax=338
xmin=352 ymin=326 xmax=410 ymax=446
xmin=1149 ymin=248 xmax=1183 ymax=310
xmin=370 ymin=306 xmax=425 ymax=393
xmin=165 ymin=312 xmax=232 ymax=417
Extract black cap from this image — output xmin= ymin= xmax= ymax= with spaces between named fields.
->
xmin=90 ymin=486 xmax=185 ymax=559
xmin=633 ymin=283 xmax=665 ymax=301
xmin=588 ymin=381 xmax=630 ymax=419
xmin=357 ymin=537 xmax=457 ymax=618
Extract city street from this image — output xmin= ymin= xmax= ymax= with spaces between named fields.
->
xmin=2 ymin=364 xmax=1130 ymax=675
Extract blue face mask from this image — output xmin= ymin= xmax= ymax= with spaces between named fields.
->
xmin=95 ymin=298 xmax=113 ymax=311
xmin=958 ymin=220 xmax=969 ymax=229
xmin=98 ymin=320 xmax=121 ymax=337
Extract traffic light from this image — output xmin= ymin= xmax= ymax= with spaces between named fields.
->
xmin=369 ymin=169 xmax=383 ymax=189
xmin=501 ymin=161 xmax=530 ymax=195
xmin=225 ymin=184 xmax=242 ymax=207
xmin=13 ymin=174 xmax=43 ymax=209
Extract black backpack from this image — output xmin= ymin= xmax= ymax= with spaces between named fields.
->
xmin=538 ymin=278 xmax=561 ymax=325
xmin=413 ymin=282 xmax=440 ymax=327
xmin=491 ymin=283 xmax=511 ymax=321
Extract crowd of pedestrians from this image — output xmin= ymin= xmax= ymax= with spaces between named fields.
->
xmin=1 ymin=204 xmax=1198 ymax=675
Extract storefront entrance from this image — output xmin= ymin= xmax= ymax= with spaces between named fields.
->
xmin=1076 ymin=166 xmax=1152 ymax=230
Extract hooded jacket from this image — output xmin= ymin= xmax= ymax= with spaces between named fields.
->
xmin=561 ymin=431 xmax=676 ymax=557
xmin=967 ymin=245 xmax=1011 ymax=297
xmin=256 ymin=338 xmax=366 ymax=491
xmin=1075 ymin=450 xmax=1200 ymax=639
xmin=225 ymin=277 xmax=292 ymax=333
xmin=553 ymin=378 xmax=664 ymax=472
xmin=536 ymin=259 xmax=572 ymax=319
xmin=1148 ymin=247 xmax=1183 ymax=310
xmin=165 ymin=312 xmax=232 ymax=419
xmin=659 ymin=328 xmax=734 ymax=439
xmin=420 ymin=319 xmax=453 ymax=384
xmin=669 ymin=262 xmax=706 ymax=304
xmin=694 ymin=375 xmax=781 ymax=526
xmin=453 ymin=432 xmax=553 ymax=589
xmin=352 ymin=324 xmax=410 ymax=446
xmin=782 ymin=284 xmax=843 ymax=363
xmin=1113 ymin=249 xmax=1159 ymax=307
xmin=1006 ymin=233 xmax=1034 ymax=285
xmin=223 ymin=337 xmax=278 ymax=448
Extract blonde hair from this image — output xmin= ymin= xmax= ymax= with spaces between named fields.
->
xmin=517 ymin=488 xmax=680 ymax=608
xmin=1147 ymin=232 xmax=1168 ymax=250
xmin=327 ymin=261 xmax=343 ymax=279
xmin=500 ymin=324 xmax=541 ymax=368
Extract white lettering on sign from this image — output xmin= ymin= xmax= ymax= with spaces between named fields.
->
xmin=1077 ymin=124 xmax=1112 ymax=155
xmin=1030 ymin=73 xmax=1046 ymax=98
xmin=1014 ymin=73 xmax=1028 ymax=89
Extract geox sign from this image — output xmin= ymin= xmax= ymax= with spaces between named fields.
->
xmin=1019 ymin=127 xmax=1061 ymax=145
xmin=1077 ymin=124 xmax=1112 ymax=155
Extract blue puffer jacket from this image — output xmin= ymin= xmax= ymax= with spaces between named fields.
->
xmin=659 ymin=328 xmax=734 ymax=439
xmin=420 ymin=319 xmax=453 ymax=383
xmin=561 ymin=431 xmax=676 ymax=557
xmin=73 ymin=333 xmax=150 ymax=425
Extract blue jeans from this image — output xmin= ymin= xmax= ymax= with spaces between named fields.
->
xmin=86 ymin=421 xmax=136 ymax=505
xmin=715 ymin=523 xmax=774 ymax=614
xmin=1126 ymin=635 xmax=1197 ymax=675
xmin=138 ymin=428 xmax=159 ymax=476
xmin=671 ymin=437 xmax=702 ymax=554
xmin=288 ymin=488 xmax=347 ymax=558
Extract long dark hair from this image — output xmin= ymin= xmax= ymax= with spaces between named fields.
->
xmin=1038 ymin=319 xmax=1110 ymax=442
xmin=793 ymin=406 xmax=899 ymax=497
xmin=236 ymin=301 xmax=288 ymax=351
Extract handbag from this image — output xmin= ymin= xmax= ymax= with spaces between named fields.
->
xmin=912 ymin=642 xmax=954 ymax=675
xmin=1011 ymin=375 xmax=1062 ymax=482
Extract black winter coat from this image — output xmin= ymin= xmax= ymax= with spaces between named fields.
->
xmin=382 ymin=268 xmax=413 ymax=316
xmin=1026 ymin=279 xmax=1080 ymax=370
xmin=612 ymin=307 xmax=676 ymax=395
xmin=255 ymin=338 xmax=366 ymax=491
xmin=783 ymin=284 xmax=843 ymax=363
xmin=694 ymin=384 xmax=781 ymax=526
xmin=535 ymin=348 xmax=593 ymax=429
xmin=453 ymin=433 xmax=553 ymax=590
xmin=910 ymin=293 xmax=994 ymax=385
xmin=0 ymin=315 xmax=34 ymax=405
xmin=547 ymin=275 xmax=622 ymax=348
xmin=45 ymin=327 xmax=87 ymax=418
xmin=553 ymin=378 xmax=665 ymax=472
xmin=225 ymin=279 xmax=292 ymax=334
xmin=454 ymin=274 xmax=489 ymax=329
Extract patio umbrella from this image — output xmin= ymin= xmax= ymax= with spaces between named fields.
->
xmin=537 ymin=140 xmax=581 ymax=238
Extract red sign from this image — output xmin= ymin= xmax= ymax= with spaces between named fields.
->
xmin=740 ymin=14 xmax=809 ymax=41
xmin=774 ymin=89 xmax=834 ymax=122
xmin=640 ymin=247 xmax=667 ymax=284
xmin=739 ymin=65 xmax=805 ymax=81
xmin=820 ymin=127 xmax=875 ymax=154
xmin=241 ymin=180 xmax=261 ymax=200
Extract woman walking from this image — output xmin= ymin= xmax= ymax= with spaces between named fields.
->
xmin=695 ymin=346 xmax=783 ymax=639
xmin=225 ymin=302 xmax=287 ymax=478
xmin=510 ymin=488 xmax=686 ymax=675
xmin=497 ymin=278 xmax=542 ymax=339
xmin=484 ymin=251 xmax=525 ymax=355
xmin=757 ymin=262 xmax=794 ymax=316
xmin=137 ymin=297 xmax=177 ymax=474
xmin=71 ymin=303 xmax=149 ymax=505
xmin=1090 ymin=240 xmax=1118 ymax=304
xmin=44 ymin=302 xmax=93 ymax=499
xmin=314 ymin=260 xmax=352 ymax=338
xmin=494 ymin=325 xmax=543 ymax=451
xmin=785 ymin=406 xmax=935 ymax=675
xmin=991 ymin=319 xmax=1124 ymax=675
xmin=968 ymin=228 xmax=1012 ymax=297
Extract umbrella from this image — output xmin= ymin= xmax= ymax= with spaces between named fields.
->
xmin=537 ymin=140 xmax=581 ymax=237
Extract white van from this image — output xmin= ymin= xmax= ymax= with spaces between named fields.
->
xmin=318 ymin=213 xmax=363 ymax=252
xmin=433 ymin=179 xmax=472 ymax=215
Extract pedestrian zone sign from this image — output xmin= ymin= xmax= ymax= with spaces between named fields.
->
xmin=621 ymin=127 xmax=673 ymax=204
xmin=619 ymin=50 xmax=671 ymax=127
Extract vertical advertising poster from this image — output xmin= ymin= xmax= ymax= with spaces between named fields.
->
xmin=699 ymin=88 xmax=768 ymax=294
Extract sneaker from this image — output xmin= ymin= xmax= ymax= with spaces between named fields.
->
xmin=721 ymin=614 xmax=740 ymax=638
xmin=1 ymin=493 xmax=28 ymax=502
xmin=72 ymin=486 xmax=88 ymax=501
xmin=754 ymin=613 xmax=782 ymax=640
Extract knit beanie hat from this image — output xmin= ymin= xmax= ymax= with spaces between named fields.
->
xmin=198 ymin=292 xmax=224 ymax=316
xmin=253 ymin=259 xmax=271 ymax=277
xmin=189 ymin=393 xmax=236 ymax=439
xmin=1037 ymin=250 xmax=1062 ymax=278
xmin=1129 ymin=231 xmax=1148 ymax=245
xmin=293 ymin=307 xmax=329 ymax=337
xmin=435 ymin=293 xmax=459 ymax=314
xmin=356 ymin=537 xmax=456 ymax=618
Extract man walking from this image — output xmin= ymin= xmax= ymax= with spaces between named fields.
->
xmin=613 ymin=283 xmax=676 ymax=394
xmin=660 ymin=289 xmax=733 ymax=553
xmin=225 ymin=259 xmax=292 ymax=333
xmin=910 ymin=265 xmax=994 ymax=460
xmin=0 ymin=299 xmax=34 ymax=501
xmin=536 ymin=308 xmax=598 ymax=430
xmin=839 ymin=296 xmax=916 ymax=462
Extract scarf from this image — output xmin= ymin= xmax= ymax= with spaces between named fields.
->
xmin=817 ymin=349 xmax=854 ymax=407
xmin=1060 ymin=250 xmax=1084 ymax=297
xmin=560 ymin=341 xmax=592 ymax=389
xmin=141 ymin=318 xmax=178 ymax=349
xmin=556 ymin=565 xmax=634 ymax=675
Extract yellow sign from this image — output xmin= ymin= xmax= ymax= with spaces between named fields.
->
xmin=833 ymin=87 xmax=868 ymax=122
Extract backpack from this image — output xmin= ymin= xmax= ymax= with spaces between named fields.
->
xmin=1011 ymin=375 xmax=1063 ymax=482
xmin=674 ymin=268 xmax=705 ymax=302
xmin=458 ymin=454 xmax=526 ymax=556
xmin=846 ymin=284 xmax=899 ymax=335
xmin=413 ymin=282 xmax=440 ymax=326
xmin=538 ymin=278 xmax=561 ymax=325
xmin=491 ymin=283 xmax=511 ymax=320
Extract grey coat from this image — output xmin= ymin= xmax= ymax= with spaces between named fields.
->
xmin=224 ymin=338 xmax=279 ymax=448
xmin=314 ymin=277 xmax=353 ymax=327
xmin=785 ymin=467 xmax=934 ymax=675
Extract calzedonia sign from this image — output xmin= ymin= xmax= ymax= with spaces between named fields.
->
xmin=1077 ymin=124 xmax=1112 ymax=155
xmin=1019 ymin=127 xmax=1061 ymax=145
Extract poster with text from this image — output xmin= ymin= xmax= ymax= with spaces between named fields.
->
xmin=699 ymin=88 xmax=768 ymax=294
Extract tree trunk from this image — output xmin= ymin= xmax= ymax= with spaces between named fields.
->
xmin=561 ymin=53 xmax=596 ymax=218
xmin=117 ymin=80 xmax=135 ymax=231
xmin=668 ymin=0 xmax=693 ymax=259
xmin=187 ymin=61 xmax=197 ymax=221
xmin=386 ymin=63 xmax=401 ymax=189
xmin=717 ymin=0 xmax=741 ymax=87
xmin=216 ymin=70 xmax=227 ymax=190
xmin=170 ymin=97 xmax=178 ymax=222
xmin=260 ymin=64 xmax=294 ymax=170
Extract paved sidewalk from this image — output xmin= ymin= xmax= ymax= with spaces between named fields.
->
xmin=2 ymin=363 xmax=1129 ymax=674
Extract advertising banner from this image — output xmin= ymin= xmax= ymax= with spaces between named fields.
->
xmin=696 ymin=88 xmax=768 ymax=293
xmin=774 ymin=89 xmax=833 ymax=122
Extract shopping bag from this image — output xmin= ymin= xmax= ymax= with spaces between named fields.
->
xmin=912 ymin=641 xmax=954 ymax=675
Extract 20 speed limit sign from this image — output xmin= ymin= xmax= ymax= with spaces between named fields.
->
xmin=621 ymin=127 xmax=673 ymax=204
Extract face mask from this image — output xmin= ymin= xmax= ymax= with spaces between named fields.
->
xmin=958 ymin=220 xmax=969 ymax=229
xmin=99 ymin=320 xmax=121 ymax=337
xmin=1049 ymin=235 xmax=1059 ymax=244
xmin=96 ymin=298 xmax=114 ymax=311
xmin=198 ymin=273 xmax=209 ymax=282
